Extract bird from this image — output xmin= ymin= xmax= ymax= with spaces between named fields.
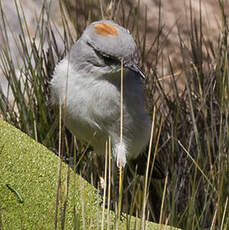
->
xmin=51 ymin=20 xmax=152 ymax=169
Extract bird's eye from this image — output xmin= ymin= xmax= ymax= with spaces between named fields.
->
xmin=102 ymin=55 xmax=120 ymax=66
xmin=93 ymin=48 xmax=119 ymax=66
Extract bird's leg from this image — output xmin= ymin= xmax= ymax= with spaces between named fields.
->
xmin=111 ymin=160 xmax=119 ymax=206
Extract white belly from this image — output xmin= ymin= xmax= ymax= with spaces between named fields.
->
xmin=51 ymin=59 xmax=151 ymax=164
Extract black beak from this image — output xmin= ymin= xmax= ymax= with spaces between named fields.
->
xmin=126 ymin=63 xmax=146 ymax=79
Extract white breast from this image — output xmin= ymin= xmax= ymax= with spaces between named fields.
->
xmin=51 ymin=58 xmax=151 ymax=166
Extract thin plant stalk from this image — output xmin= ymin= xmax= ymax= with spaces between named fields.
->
xmin=220 ymin=197 xmax=228 ymax=230
xmin=54 ymin=100 xmax=63 ymax=230
xmin=116 ymin=58 xmax=124 ymax=228
xmin=141 ymin=107 xmax=156 ymax=230
xmin=101 ymin=141 xmax=108 ymax=230
xmin=159 ymin=173 xmax=168 ymax=226
xmin=106 ymin=137 xmax=112 ymax=229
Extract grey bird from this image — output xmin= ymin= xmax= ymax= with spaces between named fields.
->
xmin=51 ymin=20 xmax=151 ymax=168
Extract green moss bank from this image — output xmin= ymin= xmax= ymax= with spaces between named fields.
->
xmin=0 ymin=119 xmax=180 ymax=229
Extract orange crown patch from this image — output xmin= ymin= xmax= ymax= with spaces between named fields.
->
xmin=94 ymin=23 xmax=118 ymax=36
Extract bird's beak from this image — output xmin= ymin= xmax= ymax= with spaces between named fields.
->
xmin=126 ymin=63 xmax=146 ymax=79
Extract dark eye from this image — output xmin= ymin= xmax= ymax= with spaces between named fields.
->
xmin=93 ymin=48 xmax=120 ymax=66
xmin=102 ymin=55 xmax=120 ymax=65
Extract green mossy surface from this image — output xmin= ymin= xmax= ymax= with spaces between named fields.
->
xmin=0 ymin=119 xmax=180 ymax=229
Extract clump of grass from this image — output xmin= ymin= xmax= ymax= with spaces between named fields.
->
xmin=0 ymin=0 xmax=73 ymax=146
xmin=0 ymin=0 xmax=228 ymax=229
xmin=149 ymin=1 xmax=229 ymax=229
